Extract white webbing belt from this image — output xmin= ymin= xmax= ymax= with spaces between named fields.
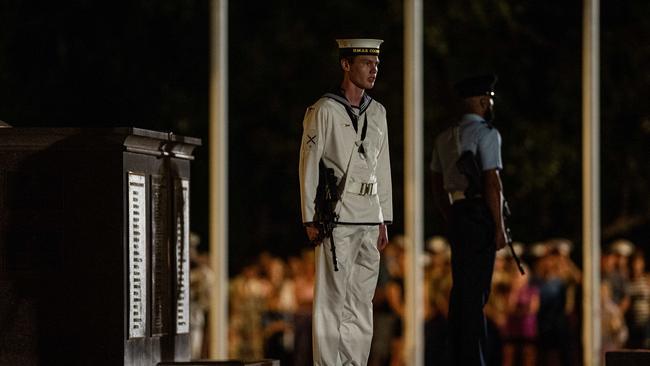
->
xmin=449 ymin=190 xmax=466 ymax=203
xmin=347 ymin=182 xmax=378 ymax=196
xmin=448 ymin=190 xmax=484 ymax=204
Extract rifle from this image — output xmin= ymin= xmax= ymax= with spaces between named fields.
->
xmin=313 ymin=161 xmax=341 ymax=271
xmin=456 ymin=151 xmax=525 ymax=275
xmin=502 ymin=200 xmax=525 ymax=275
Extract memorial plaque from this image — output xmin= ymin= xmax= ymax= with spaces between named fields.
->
xmin=0 ymin=172 xmax=4 ymax=209
xmin=0 ymin=128 xmax=202 ymax=365
xmin=128 ymin=173 xmax=147 ymax=339
xmin=151 ymin=175 xmax=171 ymax=336
xmin=174 ymin=179 xmax=190 ymax=334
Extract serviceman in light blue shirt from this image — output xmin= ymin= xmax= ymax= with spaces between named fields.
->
xmin=431 ymin=74 xmax=507 ymax=366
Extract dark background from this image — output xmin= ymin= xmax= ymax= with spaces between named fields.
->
xmin=1 ymin=0 xmax=648 ymax=275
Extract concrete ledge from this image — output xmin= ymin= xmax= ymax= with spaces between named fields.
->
xmin=606 ymin=350 xmax=650 ymax=366
xmin=158 ymin=360 xmax=279 ymax=366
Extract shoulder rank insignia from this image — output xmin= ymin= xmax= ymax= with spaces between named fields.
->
xmin=304 ymin=131 xmax=318 ymax=151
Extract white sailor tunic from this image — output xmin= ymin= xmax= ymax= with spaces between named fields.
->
xmin=299 ymin=93 xmax=393 ymax=226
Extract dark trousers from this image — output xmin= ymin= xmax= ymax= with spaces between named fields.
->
xmin=448 ymin=199 xmax=496 ymax=366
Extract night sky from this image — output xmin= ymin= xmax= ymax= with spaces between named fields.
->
xmin=1 ymin=0 xmax=648 ymax=274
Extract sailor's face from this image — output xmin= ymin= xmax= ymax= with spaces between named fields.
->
xmin=349 ymin=55 xmax=380 ymax=90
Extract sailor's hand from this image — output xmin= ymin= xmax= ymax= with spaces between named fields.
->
xmin=305 ymin=225 xmax=321 ymax=246
xmin=495 ymin=227 xmax=507 ymax=251
xmin=377 ymin=223 xmax=388 ymax=251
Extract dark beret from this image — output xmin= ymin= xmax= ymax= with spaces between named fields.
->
xmin=454 ymin=74 xmax=498 ymax=98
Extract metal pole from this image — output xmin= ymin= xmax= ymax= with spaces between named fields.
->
xmin=209 ymin=0 xmax=229 ymax=359
xmin=582 ymin=0 xmax=600 ymax=364
xmin=403 ymin=0 xmax=424 ymax=365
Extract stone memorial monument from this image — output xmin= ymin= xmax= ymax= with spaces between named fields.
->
xmin=0 ymin=128 xmax=199 ymax=365
xmin=0 ymin=127 xmax=279 ymax=366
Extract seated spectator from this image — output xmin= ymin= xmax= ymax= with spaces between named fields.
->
xmin=503 ymin=264 xmax=539 ymax=366
xmin=625 ymin=249 xmax=650 ymax=348
xmin=602 ymin=281 xmax=629 ymax=358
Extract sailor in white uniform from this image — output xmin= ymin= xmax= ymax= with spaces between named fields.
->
xmin=299 ymin=38 xmax=393 ymax=366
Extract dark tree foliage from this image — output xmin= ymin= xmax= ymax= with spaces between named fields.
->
xmin=422 ymin=0 xmax=585 ymax=246
xmin=227 ymin=0 xmax=405 ymax=272
xmin=601 ymin=0 xmax=650 ymax=243
xmin=0 ymin=0 xmax=212 ymax=255
xmin=0 ymin=0 xmax=648 ymax=274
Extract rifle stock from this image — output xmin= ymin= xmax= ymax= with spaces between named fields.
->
xmin=313 ymin=161 xmax=341 ymax=271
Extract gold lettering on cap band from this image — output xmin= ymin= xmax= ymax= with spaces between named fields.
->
xmin=352 ymin=48 xmax=380 ymax=53
xmin=345 ymin=48 xmax=380 ymax=54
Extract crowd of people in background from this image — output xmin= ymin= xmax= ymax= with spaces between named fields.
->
xmin=188 ymin=234 xmax=649 ymax=366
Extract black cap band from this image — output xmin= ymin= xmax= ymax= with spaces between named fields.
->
xmin=339 ymin=47 xmax=381 ymax=58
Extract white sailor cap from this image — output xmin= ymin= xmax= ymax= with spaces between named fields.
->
xmin=529 ymin=241 xmax=549 ymax=258
xmin=336 ymin=38 xmax=383 ymax=58
xmin=426 ymin=236 xmax=449 ymax=254
xmin=549 ymin=238 xmax=573 ymax=256
xmin=511 ymin=242 xmax=525 ymax=258
xmin=609 ymin=239 xmax=635 ymax=257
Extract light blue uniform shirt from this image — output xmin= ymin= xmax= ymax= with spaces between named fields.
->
xmin=430 ymin=113 xmax=503 ymax=192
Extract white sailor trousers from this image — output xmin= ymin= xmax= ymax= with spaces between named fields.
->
xmin=313 ymin=224 xmax=381 ymax=366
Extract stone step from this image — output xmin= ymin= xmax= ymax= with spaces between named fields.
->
xmin=158 ymin=360 xmax=279 ymax=366
xmin=606 ymin=350 xmax=650 ymax=366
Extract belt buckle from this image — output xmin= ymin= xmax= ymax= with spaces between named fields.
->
xmin=359 ymin=183 xmax=372 ymax=196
